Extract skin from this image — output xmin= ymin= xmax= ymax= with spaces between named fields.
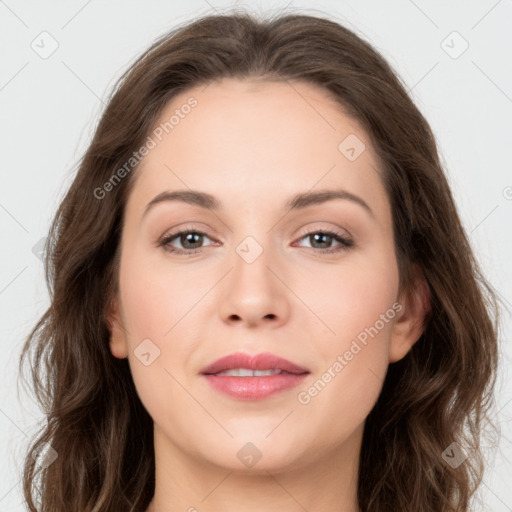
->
xmin=108 ymin=78 xmax=429 ymax=512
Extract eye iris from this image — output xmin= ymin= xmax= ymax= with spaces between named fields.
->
xmin=311 ymin=233 xmax=332 ymax=248
xmin=181 ymin=232 xmax=203 ymax=249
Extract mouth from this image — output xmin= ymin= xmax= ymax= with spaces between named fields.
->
xmin=209 ymin=368 xmax=300 ymax=377
xmin=200 ymin=352 xmax=310 ymax=400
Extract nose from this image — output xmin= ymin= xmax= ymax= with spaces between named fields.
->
xmin=219 ymin=248 xmax=290 ymax=329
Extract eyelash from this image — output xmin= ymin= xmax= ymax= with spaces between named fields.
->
xmin=158 ymin=226 xmax=354 ymax=256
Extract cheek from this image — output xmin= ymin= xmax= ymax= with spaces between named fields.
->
xmin=294 ymin=304 xmax=396 ymax=446
xmin=296 ymin=244 xmax=399 ymax=348
xmin=293 ymin=248 xmax=398 ymax=416
xmin=119 ymin=267 xmax=190 ymax=426
xmin=119 ymin=246 xmax=197 ymax=340
xmin=117 ymin=245 xmax=214 ymax=409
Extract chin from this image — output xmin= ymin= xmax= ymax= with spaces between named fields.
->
xmin=196 ymin=436 xmax=310 ymax=474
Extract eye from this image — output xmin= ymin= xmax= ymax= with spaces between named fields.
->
xmin=294 ymin=229 xmax=353 ymax=254
xmin=158 ymin=228 xmax=215 ymax=255
xmin=158 ymin=227 xmax=354 ymax=256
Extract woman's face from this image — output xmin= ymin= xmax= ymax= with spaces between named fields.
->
xmin=109 ymin=78 xmax=424 ymax=473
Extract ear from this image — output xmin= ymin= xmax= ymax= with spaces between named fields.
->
xmin=106 ymin=297 xmax=129 ymax=359
xmin=389 ymin=264 xmax=431 ymax=363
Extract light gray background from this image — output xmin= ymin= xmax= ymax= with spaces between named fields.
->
xmin=1 ymin=1 xmax=511 ymax=510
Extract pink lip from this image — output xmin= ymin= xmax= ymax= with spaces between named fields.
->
xmin=200 ymin=352 xmax=310 ymax=401
xmin=200 ymin=351 xmax=309 ymax=375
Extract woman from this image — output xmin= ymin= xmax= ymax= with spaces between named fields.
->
xmin=18 ymin=10 xmax=500 ymax=512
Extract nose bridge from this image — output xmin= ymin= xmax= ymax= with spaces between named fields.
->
xmin=219 ymin=229 xmax=289 ymax=327
xmin=227 ymin=200 xmax=276 ymax=270
xmin=232 ymin=231 xmax=277 ymax=297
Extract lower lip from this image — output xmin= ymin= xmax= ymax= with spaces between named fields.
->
xmin=202 ymin=373 xmax=309 ymax=400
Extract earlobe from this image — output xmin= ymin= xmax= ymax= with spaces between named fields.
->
xmin=106 ymin=298 xmax=129 ymax=359
xmin=389 ymin=265 xmax=431 ymax=363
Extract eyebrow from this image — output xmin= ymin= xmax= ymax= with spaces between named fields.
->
xmin=143 ymin=188 xmax=374 ymax=218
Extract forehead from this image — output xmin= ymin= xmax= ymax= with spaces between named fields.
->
xmin=127 ymin=78 xmax=387 ymax=218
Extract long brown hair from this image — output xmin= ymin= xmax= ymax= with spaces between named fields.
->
xmin=18 ymin=9 xmax=501 ymax=511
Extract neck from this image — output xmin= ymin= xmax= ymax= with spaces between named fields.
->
xmin=146 ymin=423 xmax=363 ymax=512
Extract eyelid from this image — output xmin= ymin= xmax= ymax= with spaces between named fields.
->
xmin=159 ymin=221 xmax=352 ymax=241
xmin=294 ymin=222 xmax=352 ymax=240
xmin=158 ymin=223 xmax=219 ymax=242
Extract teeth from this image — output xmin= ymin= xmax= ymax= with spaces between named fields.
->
xmin=214 ymin=368 xmax=283 ymax=377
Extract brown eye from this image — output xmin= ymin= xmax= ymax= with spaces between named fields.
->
xmin=295 ymin=229 xmax=353 ymax=254
xmin=158 ymin=227 xmax=353 ymax=256
xmin=159 ymin=230 xmax=214 ymax=255
xmin=176 ymin=232 xmax=204 ymax=250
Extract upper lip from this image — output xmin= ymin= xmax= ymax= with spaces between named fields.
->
xmin=200 ymin=352 xmax=310 ymax=375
